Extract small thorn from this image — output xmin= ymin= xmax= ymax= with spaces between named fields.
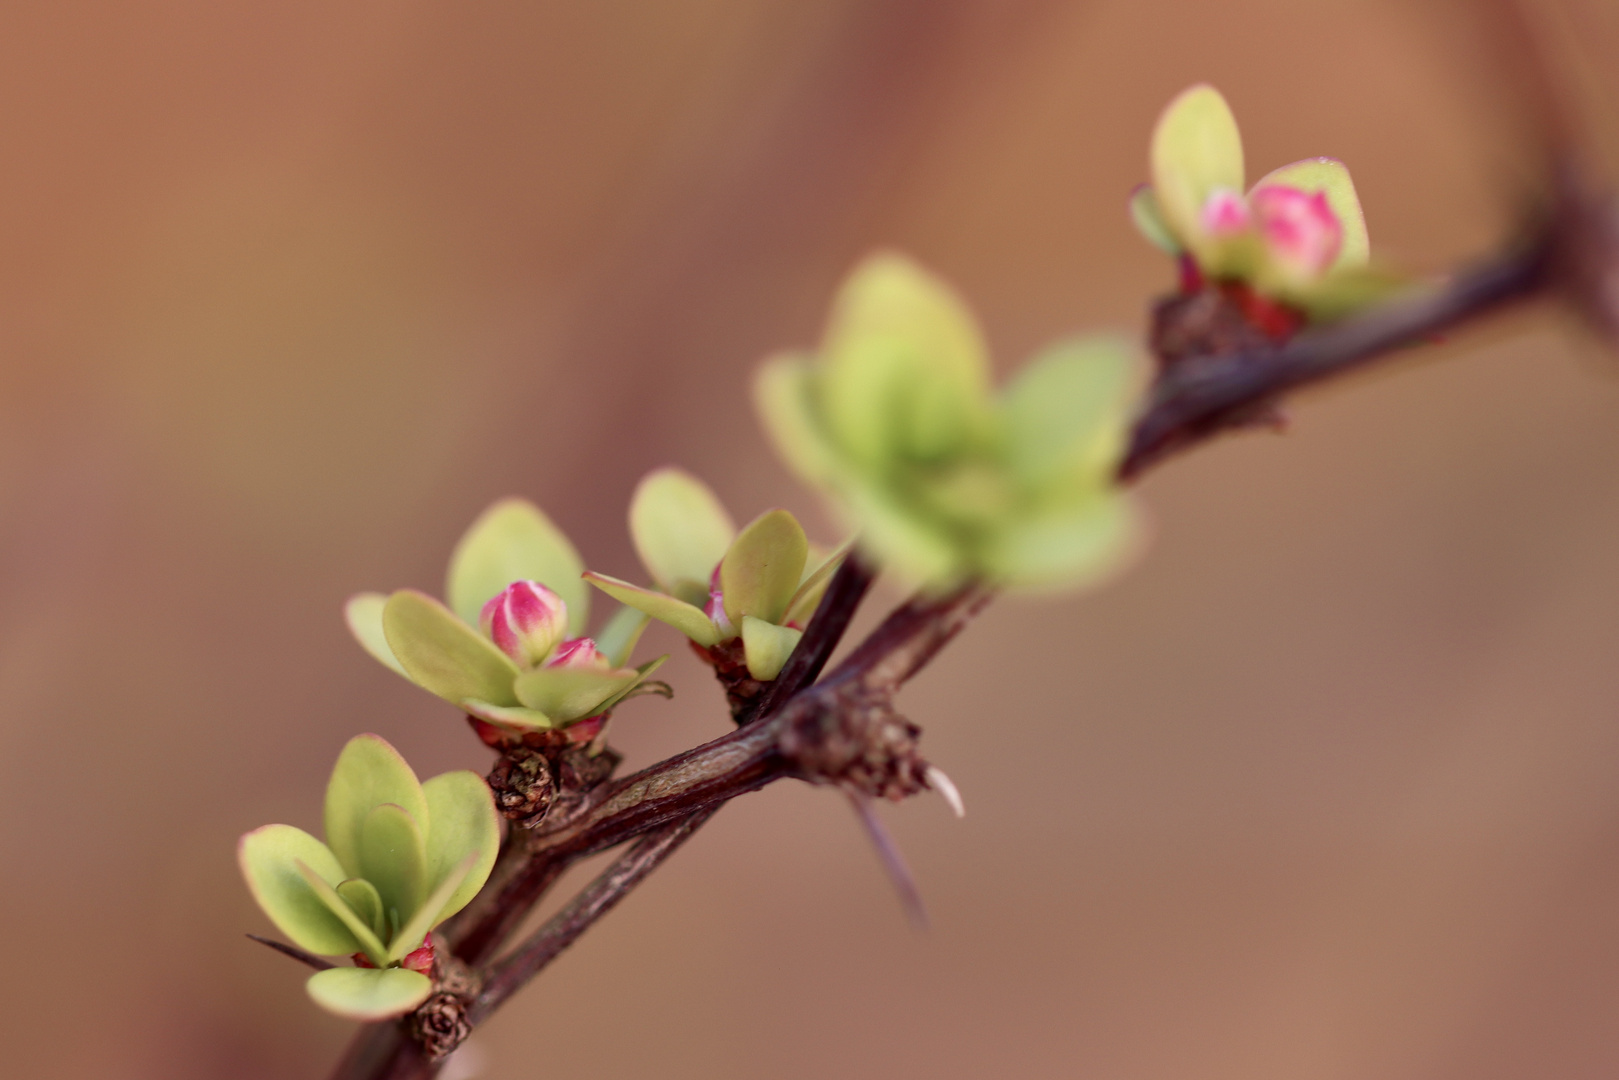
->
xmin=247 ymin=933 xmax=335 ymax=970
xmin=926 ymin=766 xmax=965 ymax=819
xmin=845 ymin=792 xmax=928 ymax=930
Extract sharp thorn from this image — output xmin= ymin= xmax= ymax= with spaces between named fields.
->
xmin=925 ymin=766 xmax=965 ymax=819
xmin=246 ymin=933 xmax=336 ymax=970
xmin=845 ymin=792 xmax=929 ymax=931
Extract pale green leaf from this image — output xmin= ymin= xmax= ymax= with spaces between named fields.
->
xmin=294 ymin=859 xmax=389 ymax=965
xmin=842 ymin=482 xmax=965 ymax=589
xmin=446 ymin=498 xmax=588 ymax=636
xmin=336 ymin=878 xmax=386 ymax=940
xmin=323 ymin=734 xmax=429 ymax=880
xmin=420 ymin=771 xmax=499 ymax=924
xmin=981 ymin=496 xmax=1139 ymax=591
xmin=740 ymin=616 xmax=803 ymax=681
xmin=512 ymin=665 xmax=637 ymax=723
xmin=629 ymin=468 xmax=735 ymax=606
xmin=721 ymin=509 xmax=808 ymax=628
xmin=238 ymin=825 xmax=361 ymax=957
xmin=306 ymin=967 xmax=432 ymax=1022
xmin=1129 ymin=185 xmax=1182 ymax=254
xmin=595 ymin=604 xmax=651 ymax=668
xmin=463 ymin=699 xmax=554 ymax=732
xmin=1252 ymin=157 xmax=1368 ymax=270
xmin=754 ymin=354 xmax=844 ymax=485
xmin=1000 ymin=337 xmax=1139 ymax=489
xmin=1291 ymin=261 xmax=1414 ymax=322
xmin=1150 ymin=84 xmax=1245 ymax=251
xmin=820 ymin=252 xmax=992 ymax=465
xmin=784 ymin=541 xmax=850 ymax=626
xmin=389 ymin=853 xmax=477 ymax=962
xmin=354 ymin=803 xmax=427 ymax=928
xmin=343 ymin=593 xmax=406 ymax=677
xmin=592 ymin=655 xmax=670 ymax=715
xmin=382 ymin=589 xmax=520 ymax=708
xmin=582 ymin=572 xmax=720 ymax=646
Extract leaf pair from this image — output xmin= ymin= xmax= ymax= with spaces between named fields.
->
xmin=238 ymin=735 xmax=499 ymax=1019
xmin=584 ymin=468 xmax=843 ymax=680
xmin=755 ymin=253 xmax=1141 ymax=592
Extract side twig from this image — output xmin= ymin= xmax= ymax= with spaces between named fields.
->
xmin=471 ymin=807 xmax=718 ymax=1022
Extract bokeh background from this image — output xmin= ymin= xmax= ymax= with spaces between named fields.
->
xmin=3 ymin=1 xmax=1619 ymax=1077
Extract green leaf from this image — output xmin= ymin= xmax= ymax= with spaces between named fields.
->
xmin=512 ymin=665 xmax=637 ymax=723
xmin=1252 ymin=157 xmax=1368 ymax=270
xmin=382 ymin=590 xmax=520 ymax=708
xmin=354 ymin=803 xmax=428 ymax=927
xmin=740 ymin=616 xmax=803 ymax=681
xmin=336 ymin=878 xmax=386 ymax=940
xmin=1150 ymin=84 xmax=1245 ymax=251
xmin=721 ymin=510 xmax=809 ymax=628
xmin=981 ymin=496 xmax=1138 ymax=591
xmin=594 ymin=604 xmax=651 ymax=668
xmin=784 ymin=541 xmax=850 ymax=626
xmin=463 ymin=699 xmax=555 ymax=732
xmin=323 ymin=734 xmax=430 ymax=878
xmin=629 ymin=468 xmax=735 ymax=606
xmin=582 ymin=572 xmax=720 ymax=646
xmin=1292 ymin=262 xmax=1412 ymax=322
xmin=592 ymin=655 xmax=670 ymax=714
xmin=1129 ymin=186 xmax=1182 ymax=254
xmin=238 ymin=825 xmax=362 ymax=957
xmin=306 ymin=967 xmax=432 ymax=1022
xmin=388 ymin=853 xmax=477 ymax=962
xmin=294 ymin=859 xmax=389 ymax=965
xmin=343 ymin=593 xmax=407 ymax=677
xmin=1000 ymin=337 xmax=1139 ymax=490
xmin=754 ymin=354 xmax=844 ymax=485
xmin=842 ymin=481 xmax=965 ymax=589
xmin=446 ymin=497 xmax=588 ymax=636
xmin=820 ymin=252 xmax=992 ymax=465
xmin=420 ymin=771 xmax=499 ymax=925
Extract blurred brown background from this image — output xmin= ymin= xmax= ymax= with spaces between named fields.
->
xmin=3 ymin=0 xmax=1619 ymax=1077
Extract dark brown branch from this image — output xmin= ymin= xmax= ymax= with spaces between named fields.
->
xmin=1119 ymin=235 xmax=1556 ymax=479
xmin=445 ymin=850 xmax=569 ymax=967
xmin=509 ymin=583 xmax=993 ymax=866
xmin=247 ymin=934 xmax=335 ymax=971
xmin=444 ymin=552 xmax=878 ymax=971
xmin=469 ymin=808 xmax=716 ymax=1024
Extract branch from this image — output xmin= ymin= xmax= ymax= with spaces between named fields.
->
xmin=514 ymin=583 xmax=993 ymax=866
xmin=470 ymin=808 xmax=717 ymax=1023
xmin=1119 ymin=234 xmax=1556 ymax=479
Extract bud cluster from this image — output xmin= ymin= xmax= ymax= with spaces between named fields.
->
xmin=1130 ymin=83 xmax=1401 ymax=325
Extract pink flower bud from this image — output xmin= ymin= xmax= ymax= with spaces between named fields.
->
xmin=479 ymin=580 xmax=568 ymax=668
xmin=1199 ymin=187 xmax=1251 ymax=238
xmin=1250 ymin=184 xmax=1342 ymax=277
xmin=545 ymin=636 xmax=611 ymax=671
